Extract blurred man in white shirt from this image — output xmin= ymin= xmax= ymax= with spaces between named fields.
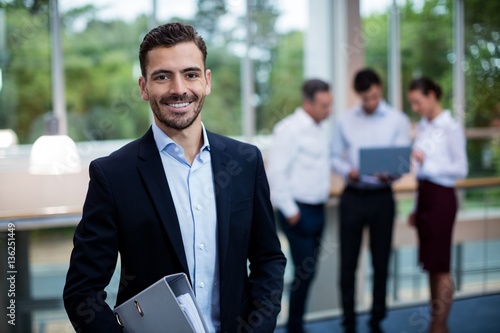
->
xmin=267 ymin=79 xmax=333 ymax=333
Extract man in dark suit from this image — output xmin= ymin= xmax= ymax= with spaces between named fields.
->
xmin=63 ymin=22 xmax=286 ymax=333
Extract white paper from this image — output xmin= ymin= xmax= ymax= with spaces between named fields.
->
xmin=176 ymin=293 xmax=206 ymax=333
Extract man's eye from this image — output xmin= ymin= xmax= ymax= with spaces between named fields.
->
xmin=187 ymin=73 xmax=198 ymax=79
xmin=153 ymin=74 xmax=169 ymax=81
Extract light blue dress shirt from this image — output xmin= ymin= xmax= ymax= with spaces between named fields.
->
xmin=330 ymin=100 xmax=412 ymax=188
xmin=152 ymin=123 xmax=220 ymax=333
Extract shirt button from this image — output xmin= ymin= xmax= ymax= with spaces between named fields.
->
xmin=174 ymin=147 xmax=179 ymax=152
xmin=199 ymin=282 xmax=205 ymax=288
xmin=196 ymin=205 xmax=201 ymax=210
xmin=199 ymin=243 xmax=205 ymax=250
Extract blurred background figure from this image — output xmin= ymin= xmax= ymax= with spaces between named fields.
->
xmin=267 ymin=79 xmax=333 ymax=333
xmin=330 ymin=68 xmax=411 ymax=333
xmin=407 ymin=77 xmax=468 ymax=333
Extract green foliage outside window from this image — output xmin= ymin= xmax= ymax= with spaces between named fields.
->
xmin=362 ymin=0 xmax=499 ymax=179
xmin=0 ymin=0 xmax=497 ymax=183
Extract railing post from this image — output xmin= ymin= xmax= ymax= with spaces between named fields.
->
xmin=454 ymin=242 xmax=463 ymax=292
xmin=482 ymin=186 xmax=490 ymax=293
xmin=391 ymin=249 xmax=399 ymax=302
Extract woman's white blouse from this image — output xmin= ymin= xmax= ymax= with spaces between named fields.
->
xmin=413 ymin=110 xmax=468 ymax=187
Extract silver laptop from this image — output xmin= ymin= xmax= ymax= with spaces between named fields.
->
xmin=359 ymin=146 xmax=412 ymax=176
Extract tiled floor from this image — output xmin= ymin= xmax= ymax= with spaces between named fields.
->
xmin=275 ymin=293 xmax=500 ymax=333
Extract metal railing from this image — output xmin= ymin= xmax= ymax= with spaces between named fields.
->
xmin=278 ymin=177 xmax=500 ymax=324
xmin=0 ymin=178 xmax=499 ymax=332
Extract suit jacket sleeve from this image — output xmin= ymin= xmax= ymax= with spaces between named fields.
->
xmin=63 ymin=160 xmax=123 ymax=333
xmin=246 ymin=148 xmax=287 ymax=332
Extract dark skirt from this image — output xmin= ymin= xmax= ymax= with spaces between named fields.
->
xmin=415 ymin=180 xmax=458 ymax=273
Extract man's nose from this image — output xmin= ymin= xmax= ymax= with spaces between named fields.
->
xmin=169 ymin=75 xmax=187 ymax=95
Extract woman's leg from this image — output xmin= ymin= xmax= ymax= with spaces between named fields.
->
xmin=428 ymin=272 xmax=454 ymax=333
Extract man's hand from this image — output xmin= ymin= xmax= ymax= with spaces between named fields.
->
xmin=348 ymin=169 xmax=360 ymax=182
xmin=412 ymin=149 xmax=425 ymax=165
xmin=374 ymin=173 xmax=399 ymax=183
xmin=408 ymin=212 xmax=416 ymax=227
xmin=287 ymin=212 xmax=301 ymax=226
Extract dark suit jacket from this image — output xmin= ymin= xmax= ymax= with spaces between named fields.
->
xmin=63 ymin=128 xmax=286 ymax=333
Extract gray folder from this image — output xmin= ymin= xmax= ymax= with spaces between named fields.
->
xmin=359 ymin=146 xmax=411 ymax=176
xmin=113 ymin=273 xmax=208 ymax=333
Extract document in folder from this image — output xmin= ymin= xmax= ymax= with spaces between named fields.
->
xmin=359 ymin=146 xmax=411 ymax=176
xmin=177 ymin=293 xmax=206 ymax=333
xmin=113 ymin=273 xmax=208 ymax=333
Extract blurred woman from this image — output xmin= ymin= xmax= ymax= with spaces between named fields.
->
xmin=407 ymin=77 xmax=468 ymax=333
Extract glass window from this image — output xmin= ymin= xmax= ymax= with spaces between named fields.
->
xmin=362 ymin=0 xmax=500 ymax=178
xmin=1 ymin=3 xmax=51 ymax=144
xmin=361 ymin=0 xmax=454 ymax=123
xmin=464 ymin=0 xmax=500 ymax=178
xmin=464 ymin=0 xmax=500 ymax=129
xmin=1 ymin=0 xmax=307 ymax=143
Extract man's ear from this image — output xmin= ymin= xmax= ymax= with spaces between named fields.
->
xmin=204 ymin=69 xmax=212 ymax=96
xmin=429 ymin=90 xmax=438 ymax=101
xmin=138 ymin=76 xmax=149 ymax=101
xmin=302 ymin=98 xmax=313 ymax=112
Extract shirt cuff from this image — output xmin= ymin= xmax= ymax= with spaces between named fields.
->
xmin=279 ymin=201 xmax=300 ymax=219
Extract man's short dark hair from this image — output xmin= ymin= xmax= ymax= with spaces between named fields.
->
xmin=302 ymin=79 xmax=330 ymax=101
xmin=353 ymin=68 xmax=382 ymax=93
xmin=139 ymin=22 xmax=207 ymax=77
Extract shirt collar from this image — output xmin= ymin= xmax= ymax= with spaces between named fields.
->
xmin=421 ymin=110 xmax=453 ymax=127
xmin=432 ymin=109 xmax=452 ymax=126
xmin=355 ymin=100 xmax=388 ymax=117
xmin=152 ymin=122 xmax=211 ymax=153
xmin=295 ymin=107 xmax=318 ymax=126
xmin=200 ymin=124 xmax=211 ymax=152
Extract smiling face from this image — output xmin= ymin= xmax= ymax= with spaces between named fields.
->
xmin=138 ymin=42 xmax=211 ymax=133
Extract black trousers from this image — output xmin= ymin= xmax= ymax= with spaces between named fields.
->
xmin=278 ymin=202 xmax=325 ymax=333
xmin=339 ymin=186 xmax=395 ymax=328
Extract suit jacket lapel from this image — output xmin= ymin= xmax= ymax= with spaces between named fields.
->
xmin=136 ymin=128 xmax=189 ymax=275
xmin=207 ymin=132 xmax=232 ymax=267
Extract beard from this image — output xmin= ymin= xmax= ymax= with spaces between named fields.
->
xmin=151 ymin=93 xmax=206 ymax=131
